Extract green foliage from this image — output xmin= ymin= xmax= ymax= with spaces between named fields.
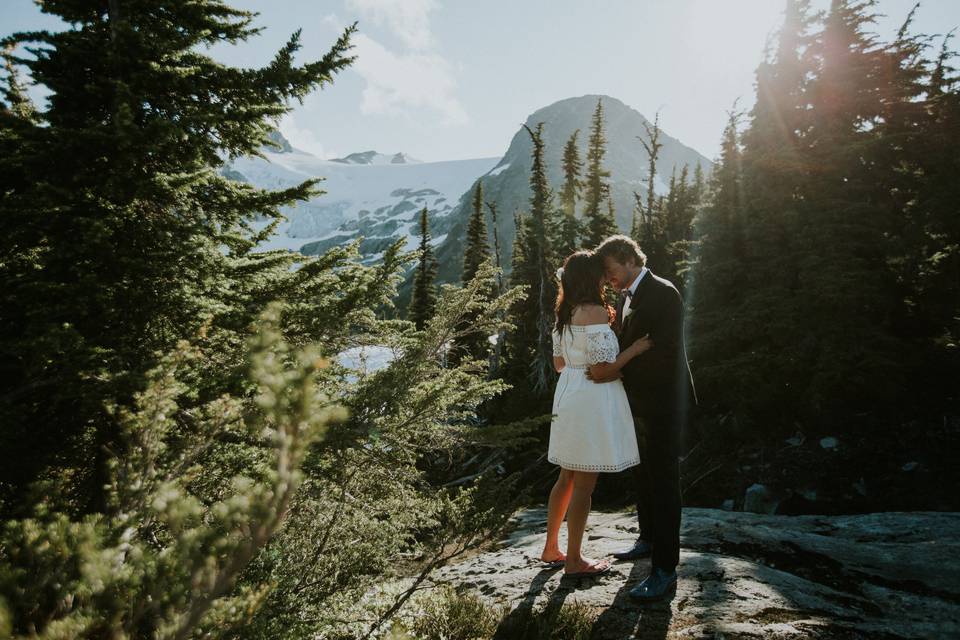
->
xmin=0 ymin=0 xmax=357 ymax=514
xmin=453 ymin=182 xmax=495 ymax=363
xmin=552 ymin=130 xmax=583 ymax=259
xmin=499 ymin=124 xmax=556 ymax=403
xmin=581 ymin=99 xmax=618 ymax=248
xmin=407 ymin=587 xmax=503 ymax=640
xmin=463 ymin=181 xmax=492 ymax=285
xmin=410 ymin=207 xmax=439 ymax=331
xmin=685 ymin=0 xmax=960 ymax=509
xmin=0 ymin=307 xmax=340 ymax=639
xmin=0 ymin=3 xmax=539 ymax=638
xmin=630 ymin=112 xmax=700 ymax=290
xmin=393 ymin=586 xmax=597 ymax=640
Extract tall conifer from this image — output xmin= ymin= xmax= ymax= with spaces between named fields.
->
xmin=553 ymin=129 xmax=582 ymax=258
xmin=410 ymin=207 xmax=438 ymax=330
xmin=453 ymin=181 xmax=493 ymax=362
xmin=0 ymin=3 xmax=357 ymax=512
xmin=582 ymin=99 xmax=618 ymax=247
xmin=637 ymin=112 xmax=667 ymax=269
xmin=501 ymin=124 xmax=557 ymax=399
xmin=462 ymin=181 xmax=491 ymax=284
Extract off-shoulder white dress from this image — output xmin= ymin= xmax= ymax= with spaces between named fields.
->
xmin=549 ymin=324 xmax=641 ymax=472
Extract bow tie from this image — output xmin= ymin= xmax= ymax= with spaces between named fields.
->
xmin=621 ymin=288 xmax=633 ymax=300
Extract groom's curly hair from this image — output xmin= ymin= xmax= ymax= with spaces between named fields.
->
xmin=595 ymin=235 xmax=647 ymax=267
xmin=554 ymin=251 xmax=614 ymax=336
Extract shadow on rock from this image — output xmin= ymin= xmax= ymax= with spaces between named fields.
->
xmin=589 ymin=559 xmax=674 ymax=640
xmin=492 ymin=566 xmax=569 ymax=639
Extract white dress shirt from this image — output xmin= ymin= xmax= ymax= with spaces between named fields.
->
xmin=621 ymin=267 xmax=648 ymax=319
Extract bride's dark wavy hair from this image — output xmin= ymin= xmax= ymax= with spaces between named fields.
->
xmin=554 ymin=251 xmax=614 ymax=336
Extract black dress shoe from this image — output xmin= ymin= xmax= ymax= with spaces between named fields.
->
xmin=628 ymin=567 xmax=677 ymax=601
xmin=612 ymin=538 xmax=653 ymax=560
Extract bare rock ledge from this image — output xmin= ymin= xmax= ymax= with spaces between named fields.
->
xmin=426 ymin=508 xmax=960 ymax=639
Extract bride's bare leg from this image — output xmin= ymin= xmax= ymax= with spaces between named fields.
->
xmin=565 ymin=470 xmax=607 ymax=573
xmin=541 ymin=468 xmax=574 ymax=562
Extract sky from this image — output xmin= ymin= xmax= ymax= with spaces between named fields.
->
xmin=4 ymin=0 xmax=960 ymax=162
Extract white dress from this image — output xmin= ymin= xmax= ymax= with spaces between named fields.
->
xmin=548 ymin=323 xmax=641 ymax=472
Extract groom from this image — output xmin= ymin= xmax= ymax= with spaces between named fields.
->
xmin=591 ymin=235 xmax=696 ymax=601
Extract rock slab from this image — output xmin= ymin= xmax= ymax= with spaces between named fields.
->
xmin=429 ymin=508 xmax=960 ymax=639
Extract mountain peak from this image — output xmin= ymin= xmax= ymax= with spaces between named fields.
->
xmin=264 ymin=130 xmax=293 ymax=154
xmin=330 ymin=150 xmax=422 ymax=165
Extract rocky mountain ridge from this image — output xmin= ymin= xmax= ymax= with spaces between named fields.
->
xmin=226 ymin=95 xmax=712 ymax=284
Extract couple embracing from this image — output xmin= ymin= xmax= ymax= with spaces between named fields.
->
xmin=539 ymin=235 xmax=696 ymax=602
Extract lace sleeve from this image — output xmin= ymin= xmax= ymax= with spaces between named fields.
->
xmin=552 ymin=329 xmax=563 ymax=357
xmin=586 ymin=329 xmax=619 ymax=364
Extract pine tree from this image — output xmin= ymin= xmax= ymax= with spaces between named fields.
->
xmin=873 ymin=11 xmax=960 ymax=407
xmin=462 ymin=181 xmax=491 ymax=284
xmin=499 ymin=122 xmax=557 ymax=406
xmin=581 ymin=99 xmax=618 ymax=247
xmin=553 ymin=129 xmax=582 ymax=258
xmin=486 ymin=201 xmax=507 ymax=373
xmin=0 ymin=2 xmax=357 ymax=514
xmin=522 ymin=123 xmax=557 ymax=393
xmin=795 ymin=0 xmax=907 ymax=418
xmin=659 ymin=164 xmax=699 ymax=291
xmin=560 ymin=129 xmax=583 ymax=218
xmin=636 ymin=111 xmax=667 ymax=269
xmin=410 ymin=207 xmax=438 ymax=330
xmin=0 ymin=5 xmax=541 ymax=638
xmin=451 ymin=181 xmax=494 ymax=362
xmin=688 ymin=109 xmax=747 ymax=416
xmin=640 ymin=112 xmax=664 ymax=230
xmin=716 ymin=0 xmax=816 ymax=428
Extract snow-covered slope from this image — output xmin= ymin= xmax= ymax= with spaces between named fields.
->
xmin=329 ymin=150 xmax=422 ymax=165
xmin=225 ymin=145 xmax=497 ymax=262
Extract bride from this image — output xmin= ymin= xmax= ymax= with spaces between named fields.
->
xmin=539 ymin=250 xmax=652 ymax=578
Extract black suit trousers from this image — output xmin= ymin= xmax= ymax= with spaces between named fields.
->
xmin=631 ymin=411 xmax=681 ymax=572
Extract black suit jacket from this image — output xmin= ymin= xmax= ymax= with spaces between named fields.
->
xmin=615 ymin=271 xmax=697 ymax=426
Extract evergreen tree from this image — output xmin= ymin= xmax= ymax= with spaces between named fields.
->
xmin=0 ymin=5 xmax=534 ymax=638
xmin=462 ymin=181 xmax=491 ymax=284
xmin=636 ymin=111 xmax=668 ymax=269
xmin=917 ymin=35 xmax=960 ymax=365
xmin=522 ymin=122 xmax=557 ymax=393
xmin=872 ymin=13 xmax=960 ymax=408
xmin=560 ymin=129 xmax=583 ymax=217
xmin=659 ymin=164 xmax=700 ymax=291
xmin=410 ymin=206 xmax=438 ymax=330
xmin=715 ymin=0 xmax=816 ymax=428
xmin=640 ymin=112 xmax=664 ymax=230
xmin=796 ymin=0 xmax=907 ymax=418
xmin=581 ymin=99 xmax=618 ymax=247
xmin=0 ymin=0 xmax=357 ymax=515
xmin=486 ymin=201 xmax=507 ymax=374
xmin=692 ymin=163 xmax=706 ymax=204
xmin=553 ymin=129 xmax=582 ymax=258
xmin=688 ymin=109 xmax=747 ymax=416
xmin=500 ymin=123 xmax=557 ymax=405
xmin=452 ymin=181 xmax=494 ymax=363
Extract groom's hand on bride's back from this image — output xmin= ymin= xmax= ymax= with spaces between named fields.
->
xmin=586 ymin=367 xmax=621 ymax=383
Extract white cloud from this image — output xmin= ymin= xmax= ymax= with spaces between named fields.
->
xmin=345 ymin=0 xmax=438 ymax=51
xmin=279 ymin=113 xmax=337 ymax=159
xmin=351 ymin=33 xmax=468 ymax=126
